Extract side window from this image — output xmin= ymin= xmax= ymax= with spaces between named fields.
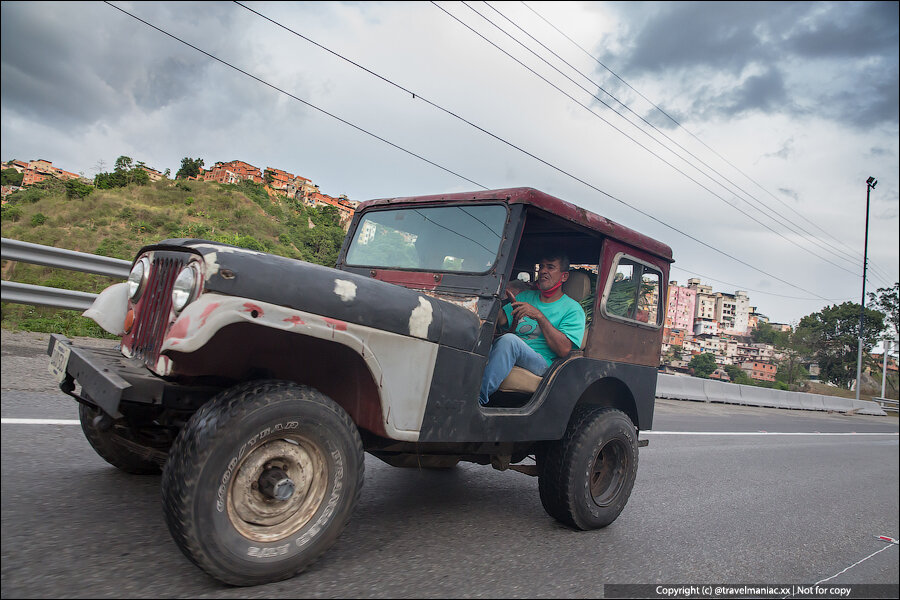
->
xmin=601 ymin=254 xmax=663 ymax=327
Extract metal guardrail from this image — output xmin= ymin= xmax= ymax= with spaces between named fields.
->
xmin=1 ymin=237 xmax=130 ymax=311
xmin=873 ymin=397 xmax=899 ymax=414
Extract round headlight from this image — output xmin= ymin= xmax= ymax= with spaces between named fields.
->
xmin=172 ymin=265 xmax=199 ymax=312
xmin=127 ymin=257 xmax=150 ymax=301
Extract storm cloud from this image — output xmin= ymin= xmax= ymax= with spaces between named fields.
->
xmin=601 ymin=1 xmax=899 ymax=126
xmin=1 ymin=1 xmax=897 ymax=324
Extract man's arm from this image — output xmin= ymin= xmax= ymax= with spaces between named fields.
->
xmin=509 ymin=301 xmax=573 ymax=358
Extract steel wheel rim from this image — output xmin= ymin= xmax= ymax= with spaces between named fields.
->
xmin=589 ymin=438 xmax=628 ymax=507
xmin=227 ymin=436 xmax=328 ymax=542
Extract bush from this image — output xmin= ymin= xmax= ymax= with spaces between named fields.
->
xmin=65 ymin=178 xmax=94 ymax=199
xmin=689 ymin=353 xmax=718 ymax=378
xmin=95 ymin=237 xmax=134 ymax=260
xmin=31 ymin=213 xmax=47 ymax=226
xmin=211 ymin=232 xmax=270 ymax=252
xmin=1 ymin=205 xmax=23 ymax=222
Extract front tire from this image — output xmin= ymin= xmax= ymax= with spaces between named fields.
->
xmin=538 ymin=407 xmax=638 ymax=530
xmin=161 ymin=380 xmax=364 ymax=586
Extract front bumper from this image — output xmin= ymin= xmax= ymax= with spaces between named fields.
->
xmin=47 ymin=334 xmax=218 ymax=419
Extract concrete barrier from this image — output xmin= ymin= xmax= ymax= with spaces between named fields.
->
xmin=702 ymin=379 xmax=731 ymax=404
xmin=656 ymin=373 xmax=887 ymax=416
xmin=796 ymin=392 xmax=826 ymax=411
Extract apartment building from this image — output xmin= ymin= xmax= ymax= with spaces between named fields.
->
xmin=693 ymin=319 xmax=719 ymax=336
xmin=688 ymin=278 xmax=717 ymax=321
xmin=665 ymin=281 xmax=697 ymax=330
xmin=741 ymin=360 xmax=777 ymax=382
xmin=21 ymin=159 xmax=80 ymax=186
xmin=748 ymin=307 xmax=767 ymax=331
xmin=663 ymin=327 xmax=687 ymax=348
xmin=140 ymin=166 xmax=165 ymax=182
xmin=716 ymin=290 xmax=750 ymax=334
xmin=203 ymin=160 xmax=263 ymax=184
xmin=307 ymin=191 xmax=356 ymax=223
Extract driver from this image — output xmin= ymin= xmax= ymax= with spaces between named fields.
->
xmin=479 ymin=255 xmax=586 ymax=405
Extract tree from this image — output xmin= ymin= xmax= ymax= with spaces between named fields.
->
xmin=776 ymin=361 xmax=809 ymax=386
xmin=65 ymin=178 xmax=93 ymax=199
xmin=94 ymin=155 xmax=150 ymax=188
xmin=176 ymin=157 xmax=204 ymax=179
xmin=688 ymin=353 xmax=717 ymax=378
xmin=114 ymin=155 xmax=134 ymax=173
xmin=723 ymin=364 xmax=753 ymax=385
xmin=775 ymin=326 xmax=813 ymax=387
xmin=1 ymin=168 xmax=23 ymax=186
xmin=752 ymin=321 xmax=778 ymax=345
xmin=132 ymin=168 xmax=150 ymax=186
xmin=868 ymin=282 xmax=899 ymax=341
xmin=795 ymin=302 xmax=885 ymax=388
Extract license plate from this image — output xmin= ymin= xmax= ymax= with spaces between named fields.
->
xmin=48 ymin=342 xmax=72 ymax=383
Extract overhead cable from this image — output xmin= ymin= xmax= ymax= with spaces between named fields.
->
xmin=109 ymin=1 xmax=837 ymax=301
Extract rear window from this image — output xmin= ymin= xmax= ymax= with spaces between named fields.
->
xmin=600 ymin=254 xmax=663 ymax=328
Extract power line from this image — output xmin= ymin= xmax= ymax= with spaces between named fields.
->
xmin=671 ymin=265 xmax=855 ymax=302
xmin=102 ymin=2 xmax=487 ymax=192
xmin=110 ymin=0 xmax=837 ymax=302
xmin=450 ymin=1 xmax=861 ymax=278
xmin=482 ymin=0 xmax=872 ymax=275
xmin=236 ymin=0 xmax=838 ymax=301
xmin=519 ymin=0 xmax=896 ymax=285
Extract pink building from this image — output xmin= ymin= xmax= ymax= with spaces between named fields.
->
xmin=665 ymin=281 xmax=697 ymax=330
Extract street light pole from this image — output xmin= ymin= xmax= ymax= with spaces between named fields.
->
xmin=855 ymin=176 xmax=876 ymax=402
xmin=882 ymin=338 xmax=891 ymax=400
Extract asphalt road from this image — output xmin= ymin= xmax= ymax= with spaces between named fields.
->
xmin=2 ymin=330 xmax=898 ymax=598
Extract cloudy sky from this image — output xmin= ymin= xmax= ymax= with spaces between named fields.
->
xmin=2 ymin=1 xmax=898 ymax=325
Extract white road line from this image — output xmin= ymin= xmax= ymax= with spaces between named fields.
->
xmin=815 ymin=543 xmax=898 ymax=584
xmin=2 ymin=418 xmax=80 ymax=425
xmin=643 ymin=431 xmax=898 ymax=436
xmin=1 ymin=418 xmax=898 ymax=437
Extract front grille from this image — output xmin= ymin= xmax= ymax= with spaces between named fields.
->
xmin=128 ymin=253 xmax=188 ymax=365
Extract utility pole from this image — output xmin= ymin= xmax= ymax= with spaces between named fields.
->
xmin=882 ymin=338 xmax=890 ymax=399
xmin=855 ymin=177 xmax=876 ymax=402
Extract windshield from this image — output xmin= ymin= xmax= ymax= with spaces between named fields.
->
xmin=346 ymin=204 xmax=507 ymax=273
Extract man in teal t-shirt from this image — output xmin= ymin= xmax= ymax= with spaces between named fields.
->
xmin=479 ymin=255 xmax=586 ymax=405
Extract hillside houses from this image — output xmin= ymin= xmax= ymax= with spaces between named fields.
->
xmin=661 ymin=278 xmax=784 ymax=383
xmin=4 ymin=155 xmax=357 ymax=223
xmin=198 ymin=159 xmax=357 ymax=223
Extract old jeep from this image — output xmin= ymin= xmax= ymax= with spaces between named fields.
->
xmin=47 ymin=187 xmax=672 ymax=585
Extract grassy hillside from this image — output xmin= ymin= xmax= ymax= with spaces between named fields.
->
xmin=1 ymin=177 xmax=349 ymax=336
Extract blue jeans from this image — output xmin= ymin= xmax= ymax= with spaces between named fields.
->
xmin=479 ymin=333 xmax=549 ymax=405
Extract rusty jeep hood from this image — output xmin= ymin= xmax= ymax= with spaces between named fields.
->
xmin=139 ymin=239 xmax=481 ymax=352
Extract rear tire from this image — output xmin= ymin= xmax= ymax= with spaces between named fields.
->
xmin=79 ymin=404 xmax=161 ymax=474
xmin=161 ymin=380 xmax=364 ymax=586
xmin=538 ymin=407 xmax=638 ymax=530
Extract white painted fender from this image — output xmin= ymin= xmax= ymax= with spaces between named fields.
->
xmin=159 ymin=293 xmax=438 ymax=441
xmin=82 ymin=283 xmax=128 ymax=336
